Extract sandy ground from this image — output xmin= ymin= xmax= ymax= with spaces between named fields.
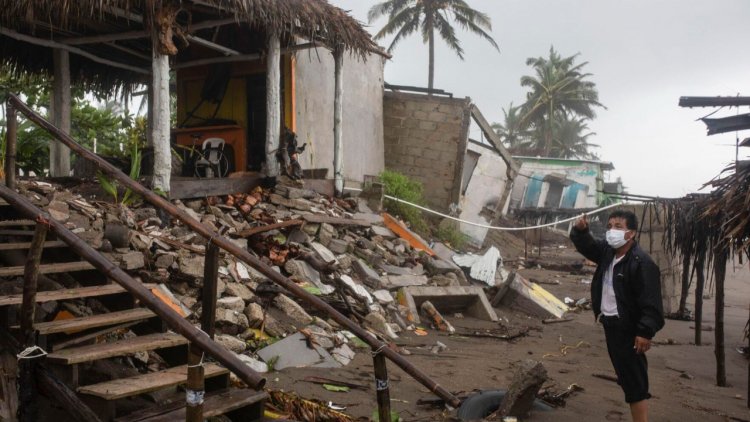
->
xmin=269 ymin=242 xmax=750 ymax=421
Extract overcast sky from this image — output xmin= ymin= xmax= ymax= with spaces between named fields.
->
xmin=330 ymin=0 xmax=750 ymax=197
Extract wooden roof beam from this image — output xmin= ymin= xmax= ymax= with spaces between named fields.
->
xmin=186 ymin=35 xmax=239 ymax=56
xmin=0 ymin=27 xmax=149 ymax=74
xmin=61 ymin=18 xmax=239 ymax=46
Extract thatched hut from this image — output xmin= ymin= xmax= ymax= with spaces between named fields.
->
xmin=0 ymin=0 xmax=385 ymax=196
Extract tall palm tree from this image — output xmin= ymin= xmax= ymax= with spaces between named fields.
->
xmin=520 ymin=46 xmax=604 ymax=156
xmin=492 ymin=102 xmax=531 ymax=149
xmin=368 ymin=0 xmax=499 ymax=91
xmin=549 ymin=112 xmax=599 ymax=159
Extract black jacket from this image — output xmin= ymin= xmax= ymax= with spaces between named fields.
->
xmin=570 ymin=227 xmax=665 ymax=339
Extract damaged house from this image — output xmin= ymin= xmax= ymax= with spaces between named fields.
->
xmin=382 ymin=89 xmax=519 ymax=246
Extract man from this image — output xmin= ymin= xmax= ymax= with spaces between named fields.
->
xmin=570 ymin=210 xmax=664 ymax=422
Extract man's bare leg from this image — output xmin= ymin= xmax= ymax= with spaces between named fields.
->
xmin=630 ymin=400 xmax=648 ymax=422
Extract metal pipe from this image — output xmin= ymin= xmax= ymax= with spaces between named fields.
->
xmin=0 ymin=183 xmax=266 ymax=390
xmin=7 ymin=93 xmax=461 ymax=408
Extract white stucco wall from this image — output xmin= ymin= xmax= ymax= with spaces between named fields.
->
xmin=295 ymin=48 xmax=386 ymax=184
xmin=458 ymin=142 xmax=512 ymax=246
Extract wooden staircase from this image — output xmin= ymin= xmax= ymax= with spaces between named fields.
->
xmin=0 ymin=219 xmax=267 ymax=421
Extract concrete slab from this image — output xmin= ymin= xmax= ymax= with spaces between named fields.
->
xmin=500 ymin=273 xmax=569 ymax=319
xmin=371 ymin=225 xmax=396 ymax=239
xmin=398 ymin=285 xmax=498 ymax=324
xmin=380 ymin=274 xmax=429 ymax=290
xmin=378 ymin=262 xmax=425 ymax=276
xmin=256 ymin=332 xmax=341 ymax=370
xmin=352 ymin=258 xmax=382 ymax=288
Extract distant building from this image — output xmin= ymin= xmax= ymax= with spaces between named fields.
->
xmin=509 ymin=156 xmax=617 ymax=211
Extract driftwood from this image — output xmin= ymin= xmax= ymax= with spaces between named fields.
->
xmin=492 ymin=360 xmax=547 ymax=418
xmin=236 ymin=219 xmax=303 ymax=238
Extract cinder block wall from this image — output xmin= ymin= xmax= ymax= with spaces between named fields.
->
xmin=382 ymin=91 xmax=471 ymax=211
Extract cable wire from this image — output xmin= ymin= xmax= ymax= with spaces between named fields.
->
xmin=344 ymin=187 xmax=624 ymax=231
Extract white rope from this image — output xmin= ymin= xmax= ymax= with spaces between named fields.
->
xmin=344 ymin=187 xmax=624 ymax=232
xmin=17 ymin=345 xmax=47 ymax=360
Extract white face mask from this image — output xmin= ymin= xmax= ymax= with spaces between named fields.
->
xmin=606 ymin=229 xmax=630 ymax=249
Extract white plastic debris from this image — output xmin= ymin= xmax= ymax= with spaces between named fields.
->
xmin=452 ymin=246 xmax=502 ymax=286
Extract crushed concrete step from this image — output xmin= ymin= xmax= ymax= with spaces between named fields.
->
xmin=78 ymin=363 xmax=229 ymax=400
xmin=46 ymin=333 xmax=188 ymax=365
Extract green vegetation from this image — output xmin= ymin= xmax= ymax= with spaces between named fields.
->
xmin=378 ymin=170 xmax=428 ymax=234
xmin=379 ymin=170 xmax=470 ymax=249
xmin=368 ymin=0 xmax=498 ymax=90
xmin=96 ymin=142 xmax=142 ymax=205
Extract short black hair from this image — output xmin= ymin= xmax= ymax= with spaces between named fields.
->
xmin=608 ymin=210 xmax=638 ymax=230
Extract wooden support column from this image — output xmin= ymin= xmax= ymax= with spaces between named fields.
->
xmin=151 ymin=51 xmax=171 ymax=195
xmin=4 ymin=102 xmax=16 ymax=189
xmin=50 ymin=49 xmax=71 ymax=177
xmin=373 ymin=351 xmax=392 ymax=422
xmin=694 ymin=253 xmax=705 ymax=345
xmin=333 ymin=46 xmax=344 ymax=196
xmin=264 ymin=32 xmax=281 ymax=181
xmin=201 ymin=243 xmax=219 ymax=339
xmin=678 ymin=251 xmax=691 ymax=317
xmin=186 ymin=242 xmax=219 ymax=421
xmin=18 ymin=223 xmax=47 ymax=422
xmin=714 ymin=248 xmax=727 ymax=387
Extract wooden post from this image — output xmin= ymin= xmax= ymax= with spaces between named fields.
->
xmin=373 ymin=351 xmax=391 ymax=422
xmin=18 ymin=223 xmax=47 ymax=422
xmin=185 ymin=345 xmax=204 ymax=422
xmin=264 ymin=32 xmax=281 ymax=181
xmin=4 ymin=102 xmax=16 ymax=189
xmin=747 ymin=303 xmax=749 ymax=409
xmin=694 ymin=253 xmax=705 ymax=345
xmin=523 ymin=216 xmax=528 ymax=261
xmin=714 ymin=248 xmax=727 ymax=387
xmin=333 ymin=46 xmax=344 ymax=196
xmin=50 ymin=49 xmax=71 ymax=177
xmin=151 ymin=50 xmax=171 ymax=195
xmin=201 ymin=243 xmax=219 ymax=339
xmin=678 ymin=251 xmax=691 ymax=317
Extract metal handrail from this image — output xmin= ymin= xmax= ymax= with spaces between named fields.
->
xmin=3 ymin=93 xmax=461 ymax=408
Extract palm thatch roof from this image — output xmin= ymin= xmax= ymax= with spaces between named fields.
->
xmin=0 ymin=0 xmax=379 ymax=94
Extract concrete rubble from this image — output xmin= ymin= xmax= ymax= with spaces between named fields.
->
xmin=4 ymin=179 xmax=571 ymax=378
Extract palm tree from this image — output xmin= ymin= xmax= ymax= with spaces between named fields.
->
xmin=492 ymin=102 xmax=531 ymax=149
xmin=520 ymin=46 xmax=604 ymax=156
xmin=368 ymin=0 xmax=499 ymax=91
xmin=549 ymin=113 xmax=599 ymax=159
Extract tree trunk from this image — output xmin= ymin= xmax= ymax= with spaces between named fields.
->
xmin=265 ymin=32 xmax=281 ymax=181
xmin=427 ymin=14 xmax=435 ymax=92
xmin=50 ymin=49 xmax=71 ymax=177
xmin=714 ymin=248 xmax=727 ymax=387
xmin=151 ymin=51 xmax=171 ymax=195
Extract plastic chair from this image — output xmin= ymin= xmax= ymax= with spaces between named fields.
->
xmin=194 ymin=137 xmax=227 ymax=178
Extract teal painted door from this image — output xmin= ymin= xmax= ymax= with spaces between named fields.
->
xmin=560 ymin=182 xmax=585 ymax=208
xmin=523 ymin=175 xmax=543 ymax=208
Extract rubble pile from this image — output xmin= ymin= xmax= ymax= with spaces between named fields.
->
xmin=1 ymin=179 xmax=573 ymax=379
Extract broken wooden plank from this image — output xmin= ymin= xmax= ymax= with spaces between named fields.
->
xmin=0 ymin=219 xmax=34 ymax=227
xmin=46 ymin=333 xmax=188 ymax=365
xmin=302 ymin=214 xmax=371 ymax=227
xmin=78 ymin=363 xmax=228 ymax=400
xmin=14 ymin=308 xmax=155 ymax=335
xmin=236 ymin=219 xmax=303 ymax=238
xmin=0 ymin=240 xmax=67 ymax=251
xmin=0 ymin=261 xmax=95 ymax=277
xmin=52 ymin=321 xmax=141 ymax=351
xmin=0 ymin=283 xmax=156 ymax=306
xmin=114 ymin=388 xmax=267 ymax=422
xmin=169 ymin=175 xmax=262 ymax=200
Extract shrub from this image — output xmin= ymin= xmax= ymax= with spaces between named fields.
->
xmin=378 ymin=170 xmax=428 ymax=234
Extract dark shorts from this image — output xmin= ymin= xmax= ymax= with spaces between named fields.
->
xmin=601 ymin=315 xmax=651 ymax=403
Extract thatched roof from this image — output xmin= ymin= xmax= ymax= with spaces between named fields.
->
xmin=0 ymin=0 xmax=379 ymax=94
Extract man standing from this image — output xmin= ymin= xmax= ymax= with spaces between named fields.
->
xmin=570 ymin=210 xmax=664 ymax=422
